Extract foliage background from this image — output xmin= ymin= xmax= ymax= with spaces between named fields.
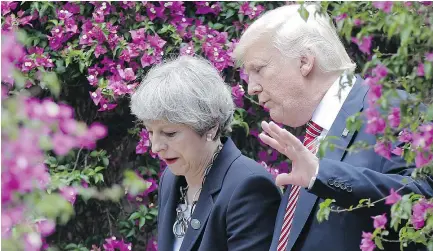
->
xmin=1 ymin=1 xmax=432 ymax=250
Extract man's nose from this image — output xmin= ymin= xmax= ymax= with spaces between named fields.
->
xmin=247 ymin=75 xmax=262 ymax=95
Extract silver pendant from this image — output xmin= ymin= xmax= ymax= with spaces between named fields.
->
xmin=173 ymin=205 xmax=189 ymax=238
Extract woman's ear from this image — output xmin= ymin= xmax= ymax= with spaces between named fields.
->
xmin=206 ymin=125 xmax=219 ymax=141
xmin=300 ymin=53 xmax=315 ymax=77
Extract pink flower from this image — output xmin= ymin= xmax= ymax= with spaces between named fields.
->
xmin=1 ymin=2 xmax=18 ymax=15
xmin=146 ymin=4 xmax=166 ymax=21
xmin=388 ymin=107 xmax=400 ymax=128
xmin=141 ymin=53 xmax=156 ymax=68
xmin=385 ymin=188 xmax=402 ymax=205
xmin=398 ymin=130 xmax=412 ymax=143
xmin=94 ymin=45 xmax=107 ymax=58
xmin=372 ymin=213 xmax=387 ymax=229
xmin=89 ymin=89 xmax=103 ymax=105
xmin=232 ymin=84 xmax=245 ymax=107
xmin=360 ymin=232 xmax=376 ymax=251
xmin=103 ymin=236 xmax=132 ymax=251
xmin=240 ymin=68 xmax=249 ymax=83
xmin=353 ymin=18 xmax=364 ymax=26
xmin=415 ymin=151 xmax=433 ymax=168
xmin=239 ymin=2 xmax=252 ymax=16
xmin=374 ymin=141 xmax=391 ymax=160
xmin=411 ymin=199 xmax=433 ymax=229
xmin=365 ymin=108 xmax=386 ymax=135
xmin=248 ymin=5 xmax=265 ymax=19
xmin=60 ymin=186 xmax=77 ymax=204
xmin=391 ymin=147 xmax=403 ymax=156
xmin=425 ymin=52 xmax=433 ymax=62
xmin=146 ymin=237 xmax=158 ymax=251
xmin=52 ymin=133 xmax=76 ymax=155
xmin=24 ymin=233 xmax=43 ymax=251
xmin=35 ymin=219 xmax=56 ymax=237
xmin=57 ymin=9 xmax=73 ymax=20
xmin=372 ymin=2 xmax=393 ymax=13
xmin=372 ymin=64 xmax=388 ymax=79
xmin=335 ymin=13 xmax=348 ymax=22
xmin=417 ymin=63 xmax=425 ymax=76
xmin=98 ymin=100 xmax=117 ymax=112
xmin=88 ymin=122 xmax=108 ymax=139
xmin=352 ymin=36 xmax=373 ymax=55
xmin=180 ymin=42 xmax=195 ymax=56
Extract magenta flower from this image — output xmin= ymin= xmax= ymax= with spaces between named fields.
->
xmin=24 ymin=233 xmax=43 ymax=251
xmin=415 ymin=151 xmax=433 ymax=168
xmin=426 ymin=52 xmax=433 ymax=62
xmin=360 ymin=232 xmax=376 ymax=251
xmin=335 ymin=13 xmax=348 ymax=22
xmin=148 ymin=34 xmax=167 ymax=50
xmin=195 ymin=2 xmax=221 ymax=15
xmin=388 ymin=107 xmax=400 ymax=128
xmin=352 ymin=36 xmax=373 ymax=55
xmin=239 ymin=2 xmax=252 ymax=16
xmin=417 ymin=63 xmax=425 ymax=76
xmin=180 ymin=43 xmax=195 ymax=56
xmin=94 ymin=45 xmax=107 ymax=58
xmin=146 ymin=3 xmax=166 ymax=21
xmin=146 ymin=237 xmax=158 ymax=251
xmin=60 ymin=186 xmax=77 ymax=204
xmin=35 ymin=219 xmax=56 ymax=237
xmin=52 ymin=133 xmax=76 ymax=155
xmin=372 ymin=213 xmax=387 ymax=229
xmin=391 ymin=147 xmax=403 ymax=156
xmin=130 ymin=28 xmax=146 ymax=44
xmin=372 ymin=64 xmax=388 ymax=79
xmin=365 ymin=108 xmax=386 ymax=135
xmin=398 ymin=130 xmax=412 ymax=143
xmin=103 ymin=236 xmax=132 ymax=251
xmin=248 ymin=5 xmax=265 ymax=19
xmin=89 ymin=122 xmax=108 ymax=139
xmin=1 ymin=2 xmax=18 ymax=15
xmin=374 ymin=141 xmax=391 ymax=160
xmin=141 ymin=53 xmax=156 ymax=68
xmin=353 ymin=18 xmax=364 ymax=26
xmin=411 ymin=199 xmax=433 ymax=229
xmin=57 ymin=9 xmax=73 ymax=20
xmin=232 ymin=84 xmax=245 ymax=107
xmin=372 ymin=1 xmax=394 ymax=13
xmin=385 ymin=188 xmax=402 ymax=205
xmin=98 ymin=99 xmax=117 ymax=112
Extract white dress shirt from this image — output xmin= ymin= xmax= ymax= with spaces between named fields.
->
xmin=307 ymin=73 xmax=357 ymax=189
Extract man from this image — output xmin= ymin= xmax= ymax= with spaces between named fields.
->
xmin=234 ymin=3 xmax=433 ymax=251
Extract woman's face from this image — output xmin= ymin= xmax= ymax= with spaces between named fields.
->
xmin=145 ymin=120 xmax=216 ymax=176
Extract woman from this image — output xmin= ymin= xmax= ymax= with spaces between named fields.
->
xmin=130 ymin=56 xmax=281 ymax=251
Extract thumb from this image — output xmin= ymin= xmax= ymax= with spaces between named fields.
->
xmin=275 ymin=173 xmax=296 ymax=187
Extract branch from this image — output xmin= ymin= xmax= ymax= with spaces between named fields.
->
xmin=330 ymin=181 xmax=414 ymax=213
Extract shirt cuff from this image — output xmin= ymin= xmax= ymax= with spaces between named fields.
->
xmin=307 ymin=164 xmax=320 ymax=190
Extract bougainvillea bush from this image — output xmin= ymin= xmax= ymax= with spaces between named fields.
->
xmin=1 ymin=1 xmax=432 ymax=250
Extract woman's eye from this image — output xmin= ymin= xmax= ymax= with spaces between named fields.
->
xmin=165 ymin=132 xmax=177 ymax=137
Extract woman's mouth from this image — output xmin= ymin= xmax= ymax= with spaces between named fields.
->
xmin=164 ymin=158 xmax=178 ymax=164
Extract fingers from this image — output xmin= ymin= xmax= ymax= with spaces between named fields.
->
xmin=268 ymin=121 xmax=305 ymax=151
xmin=258 ymin=132 xmax=286 ymax=154
xmin=275 ymin=173 xmax=296 ymax=187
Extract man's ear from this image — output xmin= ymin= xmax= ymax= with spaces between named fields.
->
xmin=300 ymin=53 xmax=315 ymax=77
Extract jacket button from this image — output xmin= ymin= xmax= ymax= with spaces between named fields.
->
xmin=191 ymin=219 xmax=201 ymax=230
xmin=328 ymin=178 xmax=335 ymax=186
xmin=346 ymin=185 xmax=353 ymax=192
xmin=334 ymin=181 xmax=340 ymax=188
xmin=340 ymin=183 xmax=347 ymax=190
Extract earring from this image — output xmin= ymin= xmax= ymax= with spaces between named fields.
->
xmin=206 ymin=134 xmax=212 ymax=141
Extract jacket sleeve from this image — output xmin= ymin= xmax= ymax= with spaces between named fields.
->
xmin=310 ymin=151 xmax=433 ymax=215
xmin=226 ymin=174 xmax=282 ymax=251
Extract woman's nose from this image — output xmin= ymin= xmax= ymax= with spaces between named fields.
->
xmin=151 ymin=137 xmax=167 ymax=153
xmin=247 ymin=76 xmax=262 ymax=95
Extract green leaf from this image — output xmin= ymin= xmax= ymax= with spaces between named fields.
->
xmin=102 ymin=157 xmax=109 ymax=167
xmin=374 ymin=237 xmax=384 ymax=250
xmin=298 ymin=4 xmax=310 ymax=22
xmin=128 ymin=212 xmax=141 ymax=221
xmin=40 ymin=71 xmax=61 ymax=97
xmin=95 ymin=166 xmax=105 ymax=172
xmin=213 ymin=23 xmax=224 ymax=30
xmin=316 ymin=199 xmax=335 ymax=223
xmin=225 ymin=9 xmax=235 ymax=19
xmin=139 ymin=217 xmax=146 ymax=228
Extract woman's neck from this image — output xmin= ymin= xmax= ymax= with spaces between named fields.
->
xmin=184 ymin=139 xmax=221 ymax=191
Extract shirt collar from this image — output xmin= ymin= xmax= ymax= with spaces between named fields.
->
xmin=311 ymin=73 xmax=357 ymax=131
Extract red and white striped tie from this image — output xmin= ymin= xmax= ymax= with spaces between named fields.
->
xmin=276 ymin=120 xmax=323 ymax=251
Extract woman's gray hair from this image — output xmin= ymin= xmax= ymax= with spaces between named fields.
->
xmin=234 ymin=3 xmax=356 ymax=73
xmin=130 ymin=55 xmax=235 ymax=138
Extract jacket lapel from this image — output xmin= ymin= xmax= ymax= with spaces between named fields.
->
xmin=159 ymin=173 xmax=183 ymax=251
xmin=285 ymin=77 xmax=369 ymax=251
xmin=180 ymin=138 xmax=241 ymax=251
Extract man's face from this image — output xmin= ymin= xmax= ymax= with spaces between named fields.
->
xmin=243 ymin=38 xmax=316 ymax=127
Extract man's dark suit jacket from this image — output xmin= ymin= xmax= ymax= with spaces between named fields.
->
xmin=158 ymin=137 xmax=282 ymax=251
xmin=270 ymin=77 xmax=433 ymax=251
